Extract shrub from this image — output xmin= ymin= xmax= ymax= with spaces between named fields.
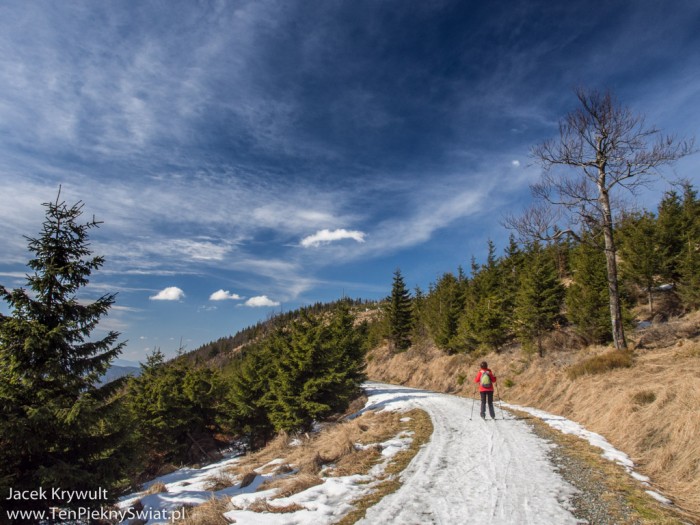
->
xmin=145 ymin=482 xmax=168 ymax=495
xmin=632 ymin=391 xmax=657 ymax=405
xmin=567 ymin=351 xmax=634 ymax=380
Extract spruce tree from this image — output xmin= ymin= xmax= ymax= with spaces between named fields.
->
xmin=677 ymin=183 xmax=700 ymax=310
xmin=265 ymin=312 xmax=326 ymax=432
xmin=411 ymin=286 xmax=429 ymax=341
xmin=224 ymin=344 xmax=276 ymax=448
xmin=316 ymin=301 xmax=366 ymax=412
xmin=656 ymin=189 xmax=685 ymax=284
xmin=0 ymin=193 xmax=129 ymax=514
xmin=458 ymin=241 xmax=510 ymax=352
xmin=460 ymin=292 xmax=509 ymax=352
xmin=678 ymin=243 xmax=700 ymax=310
xmin=617 ymin=212 xmax=662 ymax=314
xmin=499 ymin=235 xmax=526 ymax=335
xmin=264 ymin=305 xmax=366 ymax=433
xmin=424 ymin=272 xmax=463 ymax=352
xmin=566 ymin=238 xmax=614 ymax=344
xmin=514 ymin=243 xmax=565 ymax=356
xmin=385 ymin=269 xmax=413 ymax=351
xmin=128 ymin=351 xmax=225 ymax=465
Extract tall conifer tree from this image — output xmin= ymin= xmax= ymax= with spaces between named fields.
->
xmin=264 ymin=305 xmax=366 ymax=432
xmin=225 ymin=344 xmax=276 ymax=448
xmin=386 ymin=269 xmax=413 ymax=351
xmin=656 ymin=189 xmax=685 ymax=284
xmin=514 ymin=243 xmax=565 ymax=355
xmin=566 ymin=238 xmax=614 ymax=344
xmin=424 ymin=272 xmax=462 ymax=352
xmin=617 ymin=212 xmax=662 ymax=314
xmin=677 ymin=183 xmax=700 ymax=309
xmin=458 ymin=241 xmax=509 ymax=352
xmin=0 ymin=193 xmax=129 ymax=514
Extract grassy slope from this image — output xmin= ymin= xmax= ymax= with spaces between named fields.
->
xmin=365 ymin=311 xmax=700 ymax=519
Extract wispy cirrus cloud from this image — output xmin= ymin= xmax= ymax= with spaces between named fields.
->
xmin=1 ymin=0 xmax=697 ymax=361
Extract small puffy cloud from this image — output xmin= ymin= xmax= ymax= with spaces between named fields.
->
xmin=198 ymin=305 xmax=217 ymax=312
xmin=209 ymin=289 xmax=242 ymax=301
xmin=301 ymin=228 xmax=366 ymax=248
xmin=244 ymin=295 xmax=280 ymax=307
xmin=511 ymin=160 xmax=521 ymax=167
xmin=150 ymin=286 xmax=185 ymax=301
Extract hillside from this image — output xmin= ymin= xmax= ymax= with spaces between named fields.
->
xmin=364 ymin=311 xmax=700 ymax=518
xmin=98 ymin=364 xmax=141 ymax=385
xmin=117 ymin=382 xmax=687 ymax=524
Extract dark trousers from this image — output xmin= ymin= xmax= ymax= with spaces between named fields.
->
xmin=480 ymin=391 xmax=495 ymax=418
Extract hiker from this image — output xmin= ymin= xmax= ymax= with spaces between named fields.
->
xmin=475 ymin=361 xmax=497 ymax=419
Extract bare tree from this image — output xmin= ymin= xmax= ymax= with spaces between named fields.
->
xmin=507 ymin=88 xmax=694 ymax=350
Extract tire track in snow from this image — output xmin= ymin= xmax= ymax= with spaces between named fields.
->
xmin=357 ymin=383 xmax=581 ymax=525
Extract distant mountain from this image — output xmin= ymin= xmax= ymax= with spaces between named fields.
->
xmin=99 ymin=364 xmax=141 ymax=385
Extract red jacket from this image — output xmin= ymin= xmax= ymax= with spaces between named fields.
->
xmin=475 ymin=368 xmax=496 ymax=392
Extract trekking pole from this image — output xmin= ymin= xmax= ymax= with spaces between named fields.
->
xmin=469 ymin=386 xmax=476 ymax=420
xmin=495 ymin=383 xmax=503 ymax=419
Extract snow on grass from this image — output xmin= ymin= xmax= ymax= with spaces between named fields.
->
xmin=117 ymin=455 xmax=258 ymax=524
xmin=118 ymin=394 xmax=416 ymax=524
xmin=223 ymin=420 xmax=415 ymax=524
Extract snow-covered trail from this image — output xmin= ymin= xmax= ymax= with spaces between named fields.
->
xmin=357 ymin=383 xmax=580 ymax=525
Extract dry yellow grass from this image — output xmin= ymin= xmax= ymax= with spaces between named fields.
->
xmin=173 ymin=497 xmax=231 ymax=525
xmin=500 ymin=340 xmax=700 ymax=516
xmin=246 ymin=498 xmax=306 ymax=513
xmin=365 ymin=311 xmax=700 ymax=518
xmin=144 ymin=481 xmax=168 ymax=494
xmin=204 ymin=472 xmax=237 ymax=491
xmin=367 ymin=342 xmax=477 ymax=393
xmin=229 ymin=409 xmax=411 ymax=481
xmin=257 ymin=472 xmax=323 ymax=499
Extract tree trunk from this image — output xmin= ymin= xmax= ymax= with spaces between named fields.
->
xmin=599 ymin=186 xmax=628 ymax=350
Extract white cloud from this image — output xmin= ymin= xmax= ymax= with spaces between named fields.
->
xmin=0 ymin=271 xmax=28 ymax=279
xmin=107 ymin=305 xmax=141 ymax=312
xmin=511 ymin=160 xmax=521 ymax=167
xmin=198 ymin=305 xmax=217 ymax=312
xmin=149 ymin=286 xmax=185 ymax=301
xmin=244 ymin=295 xmax=280 ymax=307
xmin=209 ymin=289 xmax=241 ymax=301
xmin=301 ymin=228 xmax=366 ymax=248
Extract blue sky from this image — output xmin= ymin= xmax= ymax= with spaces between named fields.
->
xmin=1 ymin=1 xmax=699 ymax=362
